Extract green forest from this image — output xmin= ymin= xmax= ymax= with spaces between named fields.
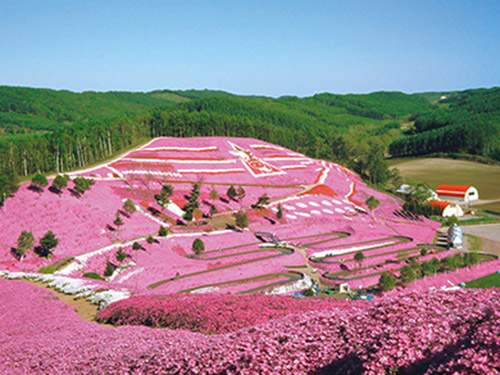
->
xmin=389 ymin=88 xmax=500 ymax=160
xmin=0 ymin=85 xmax=498 ymax=200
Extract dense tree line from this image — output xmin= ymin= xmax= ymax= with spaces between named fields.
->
xmin=3 ymin=86 xmax=495 ymax=193
xmin=390 ymin=88 xmax=500 ymax=160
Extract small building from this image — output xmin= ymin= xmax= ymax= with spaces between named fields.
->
xmin=448 ymin=224 xmax=463 ymax=248
xmin=436 ymin=185 xmax=479 ymax=203
xmin=429 ymin=200 xmax=464 ymax=217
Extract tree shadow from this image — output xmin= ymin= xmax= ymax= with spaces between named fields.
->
xmin=118 ymin=209 xmax=131 ymax=219
xmin=10 ymin=247 xmax=22 ymax=260
xmin=34 ymin=245 xmax=50 ymax=258
xmin=27 ymin=185 xmax=43 ymax=194
xmin=263 ymin=216 xmax=276 ymax=225
xmin=68 ymin=188 xmax=81 ymax=198
xmin=48 ymin=186 xmax=62 ymax=195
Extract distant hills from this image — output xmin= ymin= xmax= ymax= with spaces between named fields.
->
xmin=0 ymin=85 xmax=498 ymax=180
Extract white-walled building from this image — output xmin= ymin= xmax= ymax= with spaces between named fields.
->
xmin=436 ymin=185 xmax=479 ymax=203
xmin=430 ymin=200 xmax=464 ymax=217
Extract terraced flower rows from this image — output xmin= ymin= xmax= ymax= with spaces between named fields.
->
xmin=2 ymin=136 xmax=495 ymax=298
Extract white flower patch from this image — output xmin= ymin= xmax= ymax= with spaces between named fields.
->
xmin=123 ymin=158 xmax=238 ymax=164
xmin=310 ymin=240 xmax=398 ymax=260
xmin=308 ymin=202 xmax=320 ymax=207
xmin=331 ymin=199 xmax=342 ymax=205
xmin=286 ymin=214 xmax=297 ymax=220
xmin=296 ymin=203 xmax=308 ymax=208
xmin=142 ymin=146 xmax=217 ymax=151
xmin=284 ymin=204 xmax=295 ymax=210
xmin=316 ymin=160 xmax=331 ymax=185
xmin=311 ymin=210 xmax=321 ymax=215
xmin=295 ymin=212 xmax=311 ymax=217
xmin=116 ymin=267 xmax=145 ymax=283
xmin=321 ymin=200 xmax=332 ymax=206
xmin=335 ymin=208 xmax=345 ymax=213
xmin=87 ymin=289 xmax=130 ymax=309
xmin=265 ymin=274 xmax=312 ymax=295
xmin=190 ymin=286 xmax=221 ymax=294
xmin=166 ymin=201 xmax=185 ymax=217
xmin=322 ymin=209 xmax=334 ymax=214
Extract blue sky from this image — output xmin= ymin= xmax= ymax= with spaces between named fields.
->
xmin=1 ymin=1 xmax=498 ymax=96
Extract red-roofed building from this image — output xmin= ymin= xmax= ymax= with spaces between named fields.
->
xmin=436 ymin=185 xmax=479 ymax=203
xmin=429 ymin=200 xmax=464 ymax=217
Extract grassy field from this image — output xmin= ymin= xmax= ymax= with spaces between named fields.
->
xmin=465 ymin=272 xmax=500 ymax=289
xmin=388 ymin=158 xmax=500 ymax=201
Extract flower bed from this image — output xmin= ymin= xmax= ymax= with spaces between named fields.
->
xmin=97 ymin=293 xmax=363 ymax=334
xmin=1 ymin=277 xmax=498 ymax=374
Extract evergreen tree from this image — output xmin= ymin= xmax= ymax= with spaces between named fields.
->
xmin=399 ymin=265 xmax=416 ymax=284
xmin=227 ymin=185 xmax=237 ymax=201
xmin=158 ymin=226 xmax=168 ymax=237
xmin=115 ymin=248 xmax=130 ymax=262
xmin=209 ymin=187 xmax=220 ymax=201
xmin=254 ymin=193 xmax=270 ymax=209
xmin=155 ymin=184 xmax=174 ymax=209
xmin=15 ymin=230 xmax=35 ymax=260
xmin=123 ymin=199 xmax=136 ymax=214
xmin=365 ymin=196 xmax=380 ymax=210
xmin=73 ymin=176 xmax=95 ymax=196
xmin=36 ymin=231 xmax=58 ymax=257
xmin=378 ymin=271 xmax=397 ymax=292
xmin=31 ymin=173 xmax=48 ymax=192
xmin=104 ymin=261 xmax=117 ymax=277
xmin=113 ymin=212 xmax=123 ymax=227
xmin=236 ymin=186 xmax=246 ymax=204
xmin=51 ymin=174 xmax=68 ymax=193
xmin=276 ymin=203 xmax=283 ymax=219
xmin=0 ymin=171 xmax=18 ymax=207
xmin=354 ymin=251 xmax=365 ymax=268
xmin=234 ymin=211 xmax=249 ymax=229
xmin=192 ymin=238 xmax=205 ymax=254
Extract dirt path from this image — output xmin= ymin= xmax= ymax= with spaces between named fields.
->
xmin=22 ymin=279 xmax=104 ymax=323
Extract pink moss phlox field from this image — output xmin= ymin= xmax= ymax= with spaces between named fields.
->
xmin=1 ymin=278 xmax=499 ymax=374
xmin=96 ymin=294 xmax=364 ymax=334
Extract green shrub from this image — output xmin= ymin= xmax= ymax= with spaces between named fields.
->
xmin=192 ymin=238 xmax=205 ymax=254
xmin=83 ymin=272 xmax=105 ymax=281
xmin=103 ymin=262 xmax=117 ymax=277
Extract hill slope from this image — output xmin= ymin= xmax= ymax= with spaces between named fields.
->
xmin=389 ymin=87 xmax=500 ymax=161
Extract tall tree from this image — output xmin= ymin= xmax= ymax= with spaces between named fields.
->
xmin=16 ymin=230 xmax=35 ymax=261
xmin=36 ymin=231 xmax=58 ymax=257
xmin=227 ymin=185 xmax=237 ymax=201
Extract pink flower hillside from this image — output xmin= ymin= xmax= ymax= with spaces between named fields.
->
xmin=97 ymin=294 xmax=365 ymax=334
xmin=1 ymin=277 xmax=499 ymax=374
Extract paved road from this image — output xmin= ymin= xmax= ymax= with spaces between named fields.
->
xmin=462 ymin=223 xmax=500 ymax=256
xmin=463 ymin=223 xmax=500 ymax=242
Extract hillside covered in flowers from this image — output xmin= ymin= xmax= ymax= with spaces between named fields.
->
xmin=0 ymin=278 xmax=498 ymax=374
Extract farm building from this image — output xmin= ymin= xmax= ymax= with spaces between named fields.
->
xmin=436 ymin=185 xmax=479 ymax=203
xmin=429 ymin=200 xmax=464 ymax=217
